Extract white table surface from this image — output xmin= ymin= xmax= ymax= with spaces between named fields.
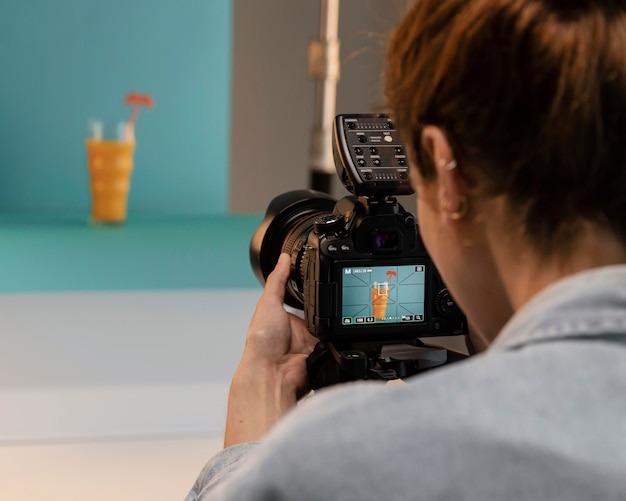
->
xmin=0 ymin=288 xmax=263 ymax=500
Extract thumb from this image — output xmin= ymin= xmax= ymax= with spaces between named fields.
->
xmin=263 ymin=253 xmax=291 ymax=302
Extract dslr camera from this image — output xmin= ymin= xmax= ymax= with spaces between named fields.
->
xmin=251 ymin=114 xmax=467 ymax=389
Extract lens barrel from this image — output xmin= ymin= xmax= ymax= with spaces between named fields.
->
xmin=250 ymin=190 xmax=337 ymax=309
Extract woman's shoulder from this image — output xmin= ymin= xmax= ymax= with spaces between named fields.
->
xmin=216 ymin=348 xmax=626 ymax=500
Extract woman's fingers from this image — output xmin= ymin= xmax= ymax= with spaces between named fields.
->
xmin=262 ymin=253 xmax=291 ymax=304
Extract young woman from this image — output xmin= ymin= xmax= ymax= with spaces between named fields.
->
xmin=188 ymin=1 xmax=626 ymax=499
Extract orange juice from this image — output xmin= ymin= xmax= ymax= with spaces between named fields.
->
xmin=371 ymin=283 xmax=389 ymax=320
xmin=86 ymin=139 xmax=135 ymax=223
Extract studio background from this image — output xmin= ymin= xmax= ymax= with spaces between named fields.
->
xmin=0 ymin=0 xmax=409 ymax=216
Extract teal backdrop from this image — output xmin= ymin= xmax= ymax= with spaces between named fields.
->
xmin=0 ymin=0 xmax=231 ymax=215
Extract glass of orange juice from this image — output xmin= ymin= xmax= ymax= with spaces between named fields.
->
xmin=85 ymin=121 xmax=135 ymax=224
xmin=371 ymin=282 xmax=390 ymax=320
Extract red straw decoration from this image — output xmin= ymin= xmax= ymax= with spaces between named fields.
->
xmin=124 ymin=92 xmax=153 ymax=140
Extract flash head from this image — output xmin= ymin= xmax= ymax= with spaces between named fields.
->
xmin=333 ymin=114 xmax=414 ymax=198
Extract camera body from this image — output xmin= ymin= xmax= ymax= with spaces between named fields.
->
xmin=250 ymin=114 xmax=466 ymax=387
xmin=301 ymin=195 xmax=464 ymax=345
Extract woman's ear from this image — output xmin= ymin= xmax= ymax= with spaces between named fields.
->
xmin=421 ymin=126 xmax=467 ymax=222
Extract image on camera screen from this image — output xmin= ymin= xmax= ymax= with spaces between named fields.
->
xmin=340 ymin=264 xmax=426 ymax=326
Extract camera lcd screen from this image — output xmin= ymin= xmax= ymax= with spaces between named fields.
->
xmin=340 ymin=264 xmax=426 ymax=326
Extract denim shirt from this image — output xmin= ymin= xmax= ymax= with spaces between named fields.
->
xmin=187 ymin=265 xmax=626 ymax=500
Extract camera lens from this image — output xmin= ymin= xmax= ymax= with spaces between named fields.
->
xmin=250 ymin=190 xmax=337 ymax=309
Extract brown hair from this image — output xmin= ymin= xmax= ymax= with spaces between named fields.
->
xmin=385 ymin=0 xmax=626 ymax=252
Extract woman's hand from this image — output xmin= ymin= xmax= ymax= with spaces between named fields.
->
xmin=224 ymin=253 xmax=318 ymax=447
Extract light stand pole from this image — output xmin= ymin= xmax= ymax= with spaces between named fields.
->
xmin=308 ymin=0 xmax=341 ymax=193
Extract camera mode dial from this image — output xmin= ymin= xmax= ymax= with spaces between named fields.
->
xmin=314 ymin=214 xmax=344 ymax=237
xmin=435 ymin=288 xmax=459 ymax=318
